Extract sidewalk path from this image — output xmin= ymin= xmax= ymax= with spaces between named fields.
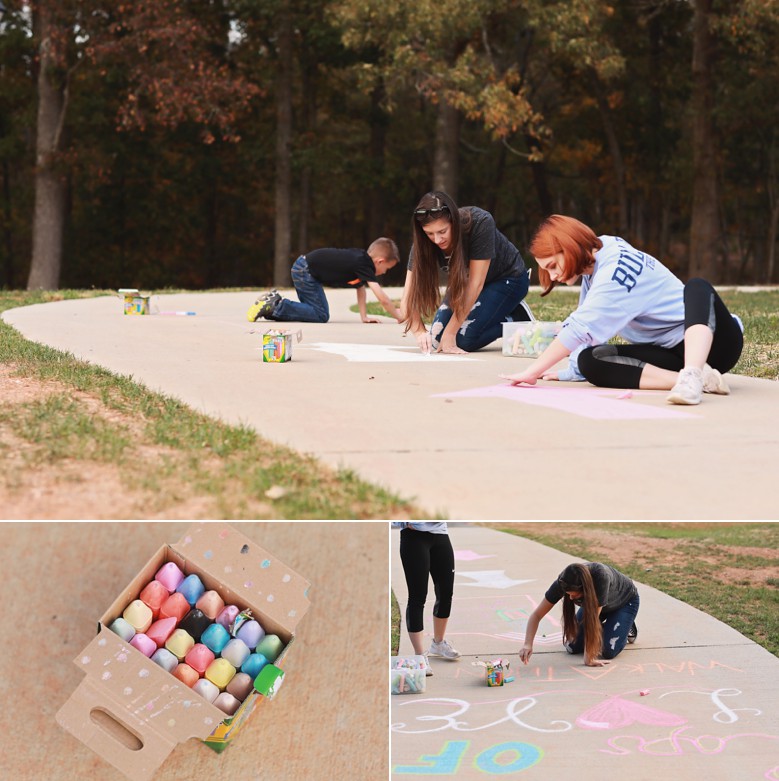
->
xmin=391 ymin=525 xmax=779 ymax=780
xmin=4 ymin=289 xmax=779 ymax=519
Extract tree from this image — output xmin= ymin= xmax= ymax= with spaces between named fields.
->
xmin=25 ymin=0 xmax=260 ymax=290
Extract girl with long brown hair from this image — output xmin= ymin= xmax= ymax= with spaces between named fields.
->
xmin=401 ymin=191 xmax=532 ymax=353
xmin=519 ymin=562 xmax=639 ymax=667
xmin=500 ymin=214 xmax=744 ymax=405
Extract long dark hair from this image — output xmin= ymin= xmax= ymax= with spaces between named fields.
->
xmin=559 ymin=563 xmax=602 ymax=663
xmin=404 ymin=190 xmax=473 ymax=327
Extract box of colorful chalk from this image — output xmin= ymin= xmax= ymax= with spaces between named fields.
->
xmin=56 ymin=523 xmax=311 ymax=781
xmin=262 ymin=328 xmax=301 ymax=362
xmin=501 ymin=320 xmax=563 ymax=357
xmin=390 ymin=655 xmax=427 ymax=695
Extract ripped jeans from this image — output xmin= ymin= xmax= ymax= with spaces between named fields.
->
xmin=431 ymin=272 xmax=530 ymax=352
xmin=565 ymin=592 xmax=640 ymax=660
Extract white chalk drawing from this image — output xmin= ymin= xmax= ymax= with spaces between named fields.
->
xmin=307 ymin=343 xmax=475 ymax=362
xmin=658 ymin=688 xmax=762 ymax=724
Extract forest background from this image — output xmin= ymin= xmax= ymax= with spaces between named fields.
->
xmin=1 ymin=0 xmax=778 ymax=293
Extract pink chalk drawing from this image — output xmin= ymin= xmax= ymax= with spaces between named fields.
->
xmin=454 ymin=549 xmax=497 ymax=562
xmin=576 ymin=695 xmax=688 ymax=730
xmin=432 ymin=384 xmax=699 ymax=420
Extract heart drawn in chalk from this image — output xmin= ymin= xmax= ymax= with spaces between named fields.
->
xmin=576 ymin=696 xmax=687 ymax=730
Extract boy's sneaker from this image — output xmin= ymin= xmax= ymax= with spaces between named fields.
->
xmin=627 ymin=622 xmax=638 ymax=644
xmin=428 ymin=638 xmax=461 ymax=660
xmin=247 ymin=291 xmax=281 ymax=321
xmin=702 ymin=364 xmax=730 ymax=395
xmin=512 ymin=300 xmax=535 ymax=322
xmin=667 ymin=367 xmax=703 ymax=405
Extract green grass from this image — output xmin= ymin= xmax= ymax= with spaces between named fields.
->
xmin=0 ymin=290 xmax=429 ymax=519
xmin=391 ymin=589 xmax=401 ymax=656
xmin=359 ymin=287 xmax=779 ymax=380
xmin=493 ymin=523 xmax=779 ymax=658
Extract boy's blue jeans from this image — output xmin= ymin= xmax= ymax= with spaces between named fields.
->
xmin=430 ymin=271 xmax=530 ymax=352
xmin=565 ymin=593 xmax=640 ymax=660
xmin=272 ymin=256 xmax=330 ymax=323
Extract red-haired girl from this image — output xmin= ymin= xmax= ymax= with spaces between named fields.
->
xmin=501 ymin=215 xmax=743 ymax=405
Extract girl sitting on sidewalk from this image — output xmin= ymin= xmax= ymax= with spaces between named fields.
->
xmin=519 ymin=562 xmax=639 ymax=667
xmin=501 ymin=215 xmax=744 ymax=405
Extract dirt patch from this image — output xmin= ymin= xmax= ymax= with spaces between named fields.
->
xmin=490 ymin=523 xmax=779 ymax=588
xmin=0 ymin=367 xmax=271 ymax=520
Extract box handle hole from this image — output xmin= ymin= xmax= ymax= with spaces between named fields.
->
xmin=89 ymin=708 xmax=144 ymax=751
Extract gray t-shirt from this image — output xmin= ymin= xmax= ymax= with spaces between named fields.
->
xmin=408 ymin=206 xmax=525 ymax=284
xmin=545 ymin=563 xmax=637 ymax=613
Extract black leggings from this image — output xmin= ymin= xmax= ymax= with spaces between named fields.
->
xmin=578 ymin=278 xmax=744 ymax=389
xmin=399 ymin=528 xmax=455 ymax=633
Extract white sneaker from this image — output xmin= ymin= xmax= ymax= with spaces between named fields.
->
xmin=702 ymin=364 xmax=730 ymax=395
xmin=428 ymin=638 xmax=461 ymax=660
xmin=667 ymin=367 xmax=703 ymax=405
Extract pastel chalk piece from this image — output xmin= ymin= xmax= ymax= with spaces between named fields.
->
xmin=226 ymin=672 xmax=254 ymax=702
xmin=205 ymin=657 xmax=236 ymax=690
xmin=171 ymin=663 xmax=200 ymax=688
xmin=640 ymin=689 xmax=650 ymax=696
xmin=255 ymin=634 xmax=283 ymax=662
xmin=178 ymin=608 xmax=212 ymax=641
xmin=241 ymin=652 xmax=269 ymax=679
xmin=185 ymin=643 xmax=215 ymax=676
xmin=159 ymin=592 xmax=190 ymax=623
xmin=216 ymin=605 xmax=240 ymax=631
xmin=201 ymin=622 xmax=231 ymax=654
xmin=108 ymin=618 xmax=136 ymax=642
xmin=214 ymin=692 xmax=241 ymax=716
xmin=195 ymin=590 xmax=225 ymax=620
xmin=253 ymin=664 xmax=285 ymax=700
xmin=165 ymin=628 xmax=195 ymax=661
xmin=122 ymin=599 xmax=153 ymax=633
xmin=139 ymin=579 xmax=170 ymax=618
xmin=151 ymin=647 xmax=178 ymax=673
xmin=221 ymin=638 xmax=251 ymax=669
xmin=193 ymin=677 xmax=220 ymax=703
xmin=155 ymin=561 xmax=185 ymax=592
xmin=129 ymin=633 xmax=157 ymax=658
xmin=236 ymin=619 xmax=265 ymax=650
xmin=145 ymin=616 xmax=177 ymax=647
xmin=176 ymin=574 xmax=205 ymax=606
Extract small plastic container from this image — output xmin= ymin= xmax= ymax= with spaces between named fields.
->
xmin=502 ymin=321 xmax=563 ymax=357
xmin=390 ymin=655 xmax=427 ymax=695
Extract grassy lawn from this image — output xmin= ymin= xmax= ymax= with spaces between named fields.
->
xmin=0 ymin=290 xmax=429 ymax=519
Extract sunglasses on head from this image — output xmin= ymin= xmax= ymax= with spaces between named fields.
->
xmin=414 ymin=205 xmax=450 ymax=221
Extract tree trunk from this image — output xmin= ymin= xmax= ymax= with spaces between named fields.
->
xmin=28 ymin=4 xmax=67 ymax=290
xmin=688 ymin=0 xmax=720 ymax=281
xmin=367 ymin=84 xmax=388 ymax=242
xmin=2 ymin=160 xmax=14 ymax=287
xmin=433 ymin=100 xmax=459 ymax=200
xmin=273 ymin=1 xmax=293 ymax=287
xmin=591 ymin=71 xmax=628 ymax=235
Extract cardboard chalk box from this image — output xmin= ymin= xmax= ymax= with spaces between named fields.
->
xmin=120 ymin=289 xmax=151 ymax=316
xmin=502 ymin=320 xmax=563 ymax=358
xmin=262 ymin=329 xmax=301 ymax=362
xmin=56 ymin=524 xmax=311 ymax=781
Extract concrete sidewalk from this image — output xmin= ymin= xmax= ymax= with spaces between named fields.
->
xmin=4 ymin=289 xmax=779 ymax=519
xmin=391 ymin=525 xmax=779 ymax=780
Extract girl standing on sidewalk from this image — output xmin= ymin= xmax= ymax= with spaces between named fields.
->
xmin=401 ymin=191 xmax=533 ymax=354
xmin=393 ymin=522 xmax=460 ymax=674
xmin=501 ymin=215 xmax=743 ymax=405
xmin=519 ymin=562 xmax=639 ymax=667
